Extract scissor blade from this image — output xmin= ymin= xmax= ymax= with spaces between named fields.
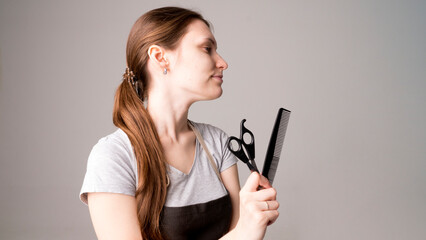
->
xmin=250 ymin=159 xmax=259 ymax=172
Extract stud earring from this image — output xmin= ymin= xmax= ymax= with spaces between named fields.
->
xmin=163 ymin=68 xmax=168 ymax=75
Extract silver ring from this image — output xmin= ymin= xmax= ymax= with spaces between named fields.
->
xmin=265 ymin=201 xmax=269 ymax=210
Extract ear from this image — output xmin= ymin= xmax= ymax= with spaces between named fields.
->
xmin=147 ymin=45 xmax=169 ymax=71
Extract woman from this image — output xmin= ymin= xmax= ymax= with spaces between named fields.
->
xmin=80 ymin=6 xmax=279 ymax=240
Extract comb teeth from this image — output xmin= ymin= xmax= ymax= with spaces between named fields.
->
xmin=262 ymin=108 xmax=291 ymax=185
xmin=267 ymin=156 xmax=280 ymax=184
xmin=273 ymin=112 xmax=290 ymax=158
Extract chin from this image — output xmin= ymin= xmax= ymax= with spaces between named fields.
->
xmin=201 ymin=89 xmax=222 ymax=101
xmin=211 ymin=88 xmax=223 ymax=100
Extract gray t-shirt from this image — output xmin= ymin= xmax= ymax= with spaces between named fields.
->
xmin=80 ymin=121 xmax=237 ymax=207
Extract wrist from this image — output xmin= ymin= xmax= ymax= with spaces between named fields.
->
xmin=230 ymin=223 xmax=253 ymax=240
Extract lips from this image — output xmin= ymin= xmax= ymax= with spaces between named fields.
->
xmin=212 ymin=75 xmax=223 ymax=81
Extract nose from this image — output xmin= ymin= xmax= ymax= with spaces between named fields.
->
xmin=216 ymin=53 xmax=228 ymax=70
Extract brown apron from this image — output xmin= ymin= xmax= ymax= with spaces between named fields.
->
xmin=160 ymin=122 xmax=233 ymax=240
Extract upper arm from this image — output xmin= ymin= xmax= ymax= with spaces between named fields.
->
xmin=221 ymin=164 xmax=240 ymax=229
xmin=88 ymin=192 xmax=142 ymax=240
xmin=80 ymin=135 xmax=137 ymax=204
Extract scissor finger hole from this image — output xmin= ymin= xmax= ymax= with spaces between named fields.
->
xmin=243 ymin=132 xmax=253 ymax=144
xmin=229 ymin=140 xmax=241 ymax=151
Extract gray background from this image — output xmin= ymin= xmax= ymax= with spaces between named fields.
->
xmin=1 ymin=0 xmax=425 ymax=239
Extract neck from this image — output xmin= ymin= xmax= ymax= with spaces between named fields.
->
xmin=147 ymin=90 xmax=193 ymax=142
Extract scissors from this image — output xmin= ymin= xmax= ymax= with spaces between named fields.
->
xmin=227 ymin=119 xmax=259 ymax=172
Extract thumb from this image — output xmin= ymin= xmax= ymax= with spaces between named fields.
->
xmin=259 ymin=174 xmax=272 ymax=189
xmin=241 ymin=171 xmax=261 ymax=192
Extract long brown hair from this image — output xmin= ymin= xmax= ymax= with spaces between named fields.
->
xmin=112 ymin=7 xmax=210 ymax=240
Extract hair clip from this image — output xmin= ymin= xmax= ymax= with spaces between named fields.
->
xmin=124 ymin=67 xmax=136 ymax=85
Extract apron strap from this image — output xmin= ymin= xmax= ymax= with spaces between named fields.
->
xmin=188 ymin=121 xmax=223 ymax=183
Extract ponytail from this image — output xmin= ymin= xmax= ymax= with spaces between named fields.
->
xmin=113 ymin=78 xmax=168 ymax=240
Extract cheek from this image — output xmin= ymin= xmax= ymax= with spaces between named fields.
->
xmin=184 ymin=58 xmax=207 ymax=79
xmin=173 ymin=50 xmax=213 ymax=83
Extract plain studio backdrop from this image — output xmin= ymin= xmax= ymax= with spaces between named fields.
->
xmin=1 ymin=0 xmax=425 ymax=239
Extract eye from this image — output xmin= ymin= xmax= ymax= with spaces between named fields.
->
xmin=203 ymin=46 xmax=212 ymax=53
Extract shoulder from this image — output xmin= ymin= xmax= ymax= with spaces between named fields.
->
xmin=87 ymin=128 xmax=136 ymax=173
xmin=90 ymin=129 xmax=133 ymax=159
xmin=190 ymin=120 xmax=228 ymax=139
xmin=189 ymin=120 xmax=238 ymax=173
xmin=189 ymin=120 xmax=230 ymax=156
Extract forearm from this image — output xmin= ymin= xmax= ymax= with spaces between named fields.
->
xmin=220 ymin=227 xmax=237 ymax=240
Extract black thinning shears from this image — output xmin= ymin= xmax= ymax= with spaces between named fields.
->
xmin=226 ymin=119 xmax=259 ymax=172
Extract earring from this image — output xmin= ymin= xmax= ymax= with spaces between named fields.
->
xmin=163 ymin=68 xmax=168 ymax=75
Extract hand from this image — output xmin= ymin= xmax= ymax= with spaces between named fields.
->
xmin=234 ymin=172 xmax=280 ymax=240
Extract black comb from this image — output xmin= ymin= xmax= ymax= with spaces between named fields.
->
xmin=262 ymin=108 xmax=291 ymax=185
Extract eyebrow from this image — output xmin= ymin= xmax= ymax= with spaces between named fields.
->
xmin=204 ymin=37 xmax=217 ymax=48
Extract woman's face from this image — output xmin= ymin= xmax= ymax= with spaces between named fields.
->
xmin=167 ymin=19 xmax=228 ymax=102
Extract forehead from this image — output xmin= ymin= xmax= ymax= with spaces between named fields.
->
xmin=180 ymin=19 xmax=216 ymax=46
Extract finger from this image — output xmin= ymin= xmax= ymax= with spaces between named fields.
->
xmin=254 ymin=200 xmax=279 ymax=211
xmin=251 ymin=187 xmax=277 ymax=201
xmin=267 ymin=215 xmax=278 ymax=226
xmin=259 ymin=174 xmax=272 ymax=189
xmin=264 ymin=200 xmax=280 ymax=211
xmin=241 ymin=172 xmax=261 ymax=192
xmin=264 ymin=210 xmax=279 ymax=226
xmin=253 ymin=201 xmax=270 ymax=211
